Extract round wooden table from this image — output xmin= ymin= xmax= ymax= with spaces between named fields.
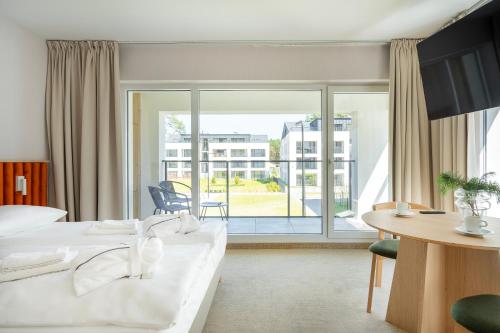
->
xmin=362 ymin=210 xmax=500 ymax=333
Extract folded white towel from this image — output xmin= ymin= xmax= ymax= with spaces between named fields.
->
xmin=86 ymin=220 xmax=139 ymax=235
xmin=73 ymin=237 xmax=163 ymax=296
xmin=143 ymin=213 xmax=200 ymax=238
xmin=1 ymin=248 xmax=70 ymax=272
xmin=0 ymin=250 xmax=77 ymax=283
xmin=97 ymin=219 xmax=138 ymax=230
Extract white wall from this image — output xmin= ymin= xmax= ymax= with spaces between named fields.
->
xmin=120 ymin=44 xmax=389 ymax=81
xmin=0 ymin=15 xmax=47 ymax=160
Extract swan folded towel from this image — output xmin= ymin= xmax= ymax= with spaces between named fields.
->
xmin=73 ymin=237 xmax=163 ymax=296
xmin=85 ymin=219 xmax=139 ymax=235
xmin=143 ymin=213 xmax=201 ymax=237
xmin=0 ymin=249 xmax=77 ymax=282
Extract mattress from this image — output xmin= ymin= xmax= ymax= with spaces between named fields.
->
xmin=0 ymin=222 xmax=227 ymax=333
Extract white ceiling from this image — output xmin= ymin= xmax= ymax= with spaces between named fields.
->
xmin=0 ymin=0 xmax=479 ymax=42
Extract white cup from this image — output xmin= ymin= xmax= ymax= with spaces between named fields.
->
xmin=464 ymin=216 xmax=488 ymax=234
xmin=396 ymin=202 xmax=410 ymax=214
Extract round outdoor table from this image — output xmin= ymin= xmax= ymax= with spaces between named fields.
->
xmin=362 ymin=210 xmax=500 ymax=333
xmin=200 ymin=201 xmax=228 ymax=221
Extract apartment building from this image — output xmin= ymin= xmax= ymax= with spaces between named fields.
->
xmin=280 ymin=118 xmax=351 ymax=187
xmin=164 ymin=133 xmax=270 ymax=180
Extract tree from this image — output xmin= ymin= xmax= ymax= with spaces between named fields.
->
xmin=305 ymin=112 xmax=321 ymax=122
xmin=269 ymin=139 xmax=281 ymax=161
xmin=166 ymin=115 xmax=186 ymax=134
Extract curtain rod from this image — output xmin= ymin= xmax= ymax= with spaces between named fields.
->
xmin=116 ymin=40 xmax=389 ymax=46
xmin=440 ymin=0 xmax=492 ymax=30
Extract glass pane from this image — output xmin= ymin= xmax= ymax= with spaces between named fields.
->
xmin=332 ymin=92 xmax=389 ymax=231
xmin=486 ymin=108 xmax=500 ymax=216
xmin=129 ymin=91 xmax=191 ymax=219
xmin=199 ymin=90 xmax=322 ymax=234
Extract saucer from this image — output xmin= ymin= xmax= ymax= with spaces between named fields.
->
xmin=391 ymin=210 xmax=416 ymax=217
xmin=454 ymin=225 xmax=494 ymax=238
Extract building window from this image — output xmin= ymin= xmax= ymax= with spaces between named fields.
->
xmin=182 ymin=161 xmax=191 ymax=169
xmin=231 ymin=171 xmax=246 ymax=179
xmin=183 ymin=137 xmax=192 ymax=143
xmin=231 ymin=138 xmax=245 ymax=143
xmin=182 ymin=149 xmax=191 ymax=157
xmin=213 ymin=149 xmax=226 ymax=157
xmin=182 ymin=171 xmax=191 ymax=178
xmin=231 ymin=161 xmax=247 ymax=168
xmin=166 ymin=149 xmax=177 ymax=157
xmin=251 ymin=161 xmax=265 ymax=168
xmin=217 ymin=138 xmax=228 ymax=143
xmin=231 ymin=149 xmax=247 ymax=157
xmin=334 ymin=157 xmax=344 ymax=170
xmin=251 ymin=171 xmax=266 ymax=179
xmin=251 ymin=149 xmax=266 ymax=157
xmin=167 ymin=161 xmax=178 ymax=168
xmin=167 ymin=171 xmax=177 ymax=179
xmin=213 ymin=161 xmax=226 ymax=168
xmin=334 ymin=174 xmax=344 ymax=187
xmin=296 ymin=173 xmax=317 ymax=186
xmin=297 ymin=158 xmax=317 ymax=170
xmin=334 ymin=141 xmax=344 ymax=154
xmin=202 ymin=139 xmax=209 ymax=151
xmin=296 ymin=141 xmax=317 ymax=154
xmin=213 ymin=171 xmax=227 ymax=179
xmin=201 ymin=152 xmax=209 ymax=161
xmin=200 ymin=162 xmax=208 ymax=173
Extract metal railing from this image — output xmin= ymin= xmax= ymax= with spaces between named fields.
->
xmin=160 ymin=159 xmax=355 ymax=218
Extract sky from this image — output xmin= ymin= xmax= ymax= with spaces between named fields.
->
xmin=170 ymin=113 xmax=313 ymax=139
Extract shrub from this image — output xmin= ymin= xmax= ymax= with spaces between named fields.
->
xmin=234 ymin=175 xmax=240 ymax=185
xmin=211 ymin=176 xmax=217 ymax=185
xmin=266 ymin=181 xmax=280 ymax=192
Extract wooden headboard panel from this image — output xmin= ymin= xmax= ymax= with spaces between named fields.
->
xmin=0 ymin=162 xmax=48 ymax=206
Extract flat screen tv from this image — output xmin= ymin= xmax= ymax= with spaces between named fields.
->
xmin=417 ymin=0 xmax=500 ymax=120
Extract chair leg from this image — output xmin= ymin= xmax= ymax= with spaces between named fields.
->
xmin=375 ymin=256 xmax=383 ymax=287
xmin=367 ymin=253 xmax=377 ymax=313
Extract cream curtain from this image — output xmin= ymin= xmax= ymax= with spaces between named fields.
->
xmin=45 ymin=41 xmax=122 ymax=221
xmin=389 ymin=39 xmax=468 ymax=210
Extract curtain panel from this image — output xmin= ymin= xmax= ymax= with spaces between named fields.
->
xmin=389 ymin=39 xmax=467 ymax=210
xmin=45 ymin=41 xmax=122 ymax=221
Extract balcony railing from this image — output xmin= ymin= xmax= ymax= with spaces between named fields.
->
xmin=161 ymin=159 xmax=355 ymax=218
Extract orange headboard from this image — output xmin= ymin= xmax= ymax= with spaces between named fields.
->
xmin=0 ymin=161 xmax=48 ymax=206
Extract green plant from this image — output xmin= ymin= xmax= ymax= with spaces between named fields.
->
xmin=438 ymin=171 xmax=500 ymax=216
xmin=211 ymin=176 xmax=217 ymax=185
xmin=234 ymin=175 xmax=240 ymax=185
xmin=266 ymin=181 xmax=281 ymax=192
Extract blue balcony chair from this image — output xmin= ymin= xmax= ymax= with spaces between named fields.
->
xmin=148 ymin=186 xmax=191 ymax=215
xmin=159 ymin=180 xmax=192 ymax=205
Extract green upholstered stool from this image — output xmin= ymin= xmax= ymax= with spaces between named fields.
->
xmin=451 ymin=295 xmax=500 ymax=333
xmin=368 ymin=239 xmax=399 ymax=260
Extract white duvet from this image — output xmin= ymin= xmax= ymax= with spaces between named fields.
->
xmin=0 ymin=243 xmax=211 ymax=330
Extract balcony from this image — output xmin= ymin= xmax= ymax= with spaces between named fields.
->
xmin=162 ymin=159 xmax=365 ymax=234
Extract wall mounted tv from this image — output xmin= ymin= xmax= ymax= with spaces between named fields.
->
xmin=417 ymin=0 xmax=500 ymax=120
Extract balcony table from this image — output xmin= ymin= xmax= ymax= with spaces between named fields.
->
xmin=362 ymin=210 xmax=500 ymax=333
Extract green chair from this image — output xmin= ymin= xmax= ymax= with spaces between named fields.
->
xmin=451 ymin=294 xmax=500 ymax=333
xmin=366 ymin=202 xmax=431 ymax=313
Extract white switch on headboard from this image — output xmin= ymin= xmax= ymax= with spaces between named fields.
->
xmin=16 ymin=176 xmax=27 ymax=196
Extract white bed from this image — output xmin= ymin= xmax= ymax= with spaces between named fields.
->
xmin=0 ymin=219 xmax=226 ymax=333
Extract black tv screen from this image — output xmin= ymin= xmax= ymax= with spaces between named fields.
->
xmin=417 ymin=0 xmax=500 ymax=120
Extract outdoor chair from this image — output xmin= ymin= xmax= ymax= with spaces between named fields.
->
xmin=159 ymin=180 xmax=192 ymax=205
xmin=148 ymin=185 xmax=191 ymax=215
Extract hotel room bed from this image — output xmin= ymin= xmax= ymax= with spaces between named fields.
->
xmin=0 ymin=218 xmax=226 ymax=333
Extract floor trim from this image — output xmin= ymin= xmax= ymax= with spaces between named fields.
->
xmin=227 ymin=242 xmax=370 ymax=249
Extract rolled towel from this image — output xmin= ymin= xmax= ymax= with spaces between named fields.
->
xmin=143 ymin=213 xmax=200 ymax=238
xmin=86 ymin=220 xmax=139 ymax=235
xmin=73 ymin=237 xmax=163 ymax=296
xmin=1 ymin=247 xmax=70 ymax=272
xmin=0 ymin=250 xmax=77 ymax=283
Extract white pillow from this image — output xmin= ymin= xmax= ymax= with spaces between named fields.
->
xmin=0 ymin=205 xmax=67 ymax=237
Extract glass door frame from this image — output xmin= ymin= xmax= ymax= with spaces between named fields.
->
xmin=326 ymin=85 xmax=390 ymax=239
xmin=122 ymin=82 xmax=387 ymax=243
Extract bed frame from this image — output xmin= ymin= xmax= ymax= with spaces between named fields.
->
xmin=188 ymin=259 xmax=223 ymax=333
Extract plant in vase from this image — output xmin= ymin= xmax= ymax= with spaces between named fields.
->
xmin=438 ymin=172 xmax=500 ymax=227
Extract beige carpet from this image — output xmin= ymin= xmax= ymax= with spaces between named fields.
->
xmin=204 ymin=249 xmax=403 ymax=333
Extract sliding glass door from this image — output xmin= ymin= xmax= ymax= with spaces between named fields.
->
xmin=126 ymin=84 xmax=390 ymax=240
xmin=327 ymin=86 xmax=389 ymax=236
